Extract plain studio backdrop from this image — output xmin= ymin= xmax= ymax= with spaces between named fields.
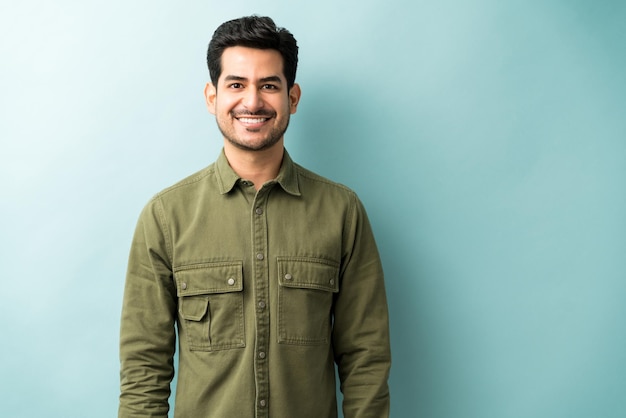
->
xmin=1 ymin=1 xmax=624 ymax=417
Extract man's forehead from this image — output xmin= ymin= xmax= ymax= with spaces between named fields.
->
xmin=220 ymin=47 xmax=283 ymax=68
xmin=219 ymin=50 xmax=286 ymax=85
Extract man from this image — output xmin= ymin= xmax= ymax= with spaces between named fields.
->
xmin=119 ymin=15 xmax=390 ymax=418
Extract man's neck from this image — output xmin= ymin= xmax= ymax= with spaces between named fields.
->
xmin=223 ymin=141 xmax=284 ymax=190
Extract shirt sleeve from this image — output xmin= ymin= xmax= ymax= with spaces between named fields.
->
xmin=333 ymin=194 xmax=391 ymax=418
xmin=119 ymin=197 xmax=177 ymax=418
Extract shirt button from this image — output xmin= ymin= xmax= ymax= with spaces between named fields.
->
xmin=255 ymin=207 xmax=263 ymax=215
xmin=284 ymin=273 xmax=292 ymax=280
xmin=258 ymin=301 xmax=266 ymax=309
xmin=329 ymin=279 xmax=335 ymax=285
xmin=258 ymin=351 xmax=266 ymax=359
xmin=256 ymin=253 xmax=264 ymax=260
xmin=227 ymin=278 xmax=235 ymax=286
xmin=259 ymin=399 xmax=267 ymax=407
xmin=181 ymin=282 xmax=187 ymax=290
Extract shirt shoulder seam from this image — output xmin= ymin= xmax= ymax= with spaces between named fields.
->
xmin=151 ymin=164 xmax=216 ymax=201
xmin=294 ymin=164 xmax=357 ymax=197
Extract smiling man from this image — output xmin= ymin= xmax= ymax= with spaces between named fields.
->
xmin=119 ymin=16 xmax=391 ymax=418
xmin=208 ymin=47 xmax=299 ymax=153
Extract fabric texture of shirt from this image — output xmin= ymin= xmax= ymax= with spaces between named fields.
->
xmin=119 ymin=149 xmax=391 ymax=418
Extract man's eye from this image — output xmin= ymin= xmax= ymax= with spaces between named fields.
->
xmin=262 ymin=84 xmax=278 ymax=90
xmin=229 ymin=83 xmax=243 ymax=89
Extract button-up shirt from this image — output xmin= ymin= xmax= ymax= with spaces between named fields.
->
xmin=119 ymin=149 xmax=391 ymax=418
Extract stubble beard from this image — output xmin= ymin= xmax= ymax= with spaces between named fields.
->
xmin=218 ymin=111 xmax=290 ymax=152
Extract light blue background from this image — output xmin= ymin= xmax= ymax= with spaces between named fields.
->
xmin=1 ymin=1 xmax=624 ymax=417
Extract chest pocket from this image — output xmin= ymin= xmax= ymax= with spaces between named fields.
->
xmin=277 ymin=257 xmax=339 ymax=345
xmin=174 ymin=262 xmax=245 ymax=351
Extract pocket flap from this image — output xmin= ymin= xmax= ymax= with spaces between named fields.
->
xmin=174 ymin=261 xmax=243 ymax=296
xmin=180 ymin=296 xmax=209 ymax=321
xmin=277 ymin=257 xmax=339 ymax=292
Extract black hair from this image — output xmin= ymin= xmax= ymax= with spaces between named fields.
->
xmin=207 ymin=16 xmax=299 ymax=88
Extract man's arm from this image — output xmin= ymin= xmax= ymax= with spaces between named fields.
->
xmin=119 ymin=199 xmax=177 ymax=418
xmin=333 ymin=195 xmax=391 ymax=418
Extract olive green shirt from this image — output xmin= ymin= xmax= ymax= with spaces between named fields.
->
xmin=119 ymin=150 xmax=391 ymax=418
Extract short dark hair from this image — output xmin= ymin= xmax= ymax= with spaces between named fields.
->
xmin=207 ymin=16 xmax=299 ymax=89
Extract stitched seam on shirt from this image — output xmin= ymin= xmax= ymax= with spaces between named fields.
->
xmin=154 ymin=196 xmax=173 ymax=263
xmin=346 ymin=192 xmax=356 ymax=247
xmin=174 ymin=261 xmax=243 ymax=272
xmin=156 ymin=165 xmax=216 ymax=198
xmin=277 ymin=256 xmax=339 ymax=267
xmin=294 ymin=165 xmax=354 ymax=194
xmin=174 ymin=262 xmax=243 ymax=294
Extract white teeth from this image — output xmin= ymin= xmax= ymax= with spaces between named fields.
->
xmin=239 ymin=117 xmax=267 ymax=124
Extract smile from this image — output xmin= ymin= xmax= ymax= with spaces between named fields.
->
xmin=238 ymin=117 xmax=269 ymax=124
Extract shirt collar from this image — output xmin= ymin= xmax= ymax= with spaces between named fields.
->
xmin=275 ymin=150 xmax=301 ymax=196
xmin=215 ymin=148 xmax=301 ymax=196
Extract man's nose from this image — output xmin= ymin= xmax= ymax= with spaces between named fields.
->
xmin=242 ymin=87 xmax=264 ymax=111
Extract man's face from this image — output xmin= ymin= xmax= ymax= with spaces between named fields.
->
xmin=205 ymin=46 xmax=301 ymax=152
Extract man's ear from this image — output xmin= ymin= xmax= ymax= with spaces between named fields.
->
xmin=289 ymin=83 xmax=301 ymax=114
xmin=204 ymin=82 xmax=217 ymax=115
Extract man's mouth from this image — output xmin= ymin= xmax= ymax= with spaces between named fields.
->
xmin=238 ymin=117 xmax=269 ymax=124
xmin=233 ymin=111 xmax=275 ymax=129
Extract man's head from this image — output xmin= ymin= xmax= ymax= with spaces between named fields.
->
xmin=207 ymin=16 xmax=298 ymax=89
xmin=204 ymin=16 xmax=301 ymax=153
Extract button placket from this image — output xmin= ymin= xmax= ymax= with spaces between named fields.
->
xmin=252 ymin=189 xmax=270 ymax=417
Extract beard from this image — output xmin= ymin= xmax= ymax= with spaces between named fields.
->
xmin=218 ymin=109 xmax=290 ymax=152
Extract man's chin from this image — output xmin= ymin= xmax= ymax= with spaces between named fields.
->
xmin=226 ymin=136 xmax=282 ymax=152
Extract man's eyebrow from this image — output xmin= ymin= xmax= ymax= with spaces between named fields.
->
xmin=259 ymin=76 xmax=283 ymax=84
xmin=223 ymin=75 xmax=283 ymax=84
xmin=224 ymin=75 xmax=247 ymax=82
